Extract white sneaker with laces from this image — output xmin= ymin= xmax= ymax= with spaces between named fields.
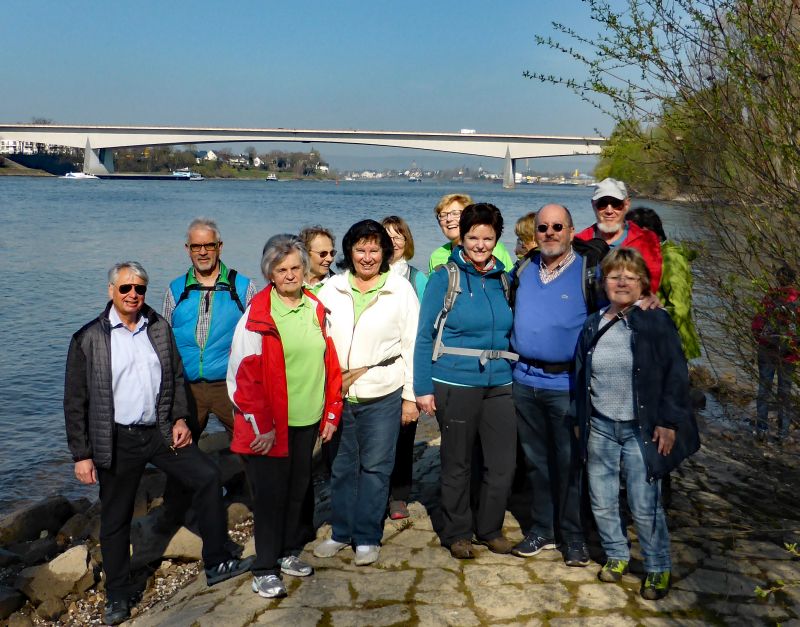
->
xmin=313 ymin=538 xmax=348 ymax=558
xmin=354 ymin=544 xmax=380 ymax=566
xmin=251 ymin=574 xmax=286 ymax=598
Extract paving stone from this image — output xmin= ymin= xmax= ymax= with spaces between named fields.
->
xmin=756 ymin=559 xmax=800 ymax=581
xmin=349 ymin=570 xmax=416 ymax=603
xmin=406 ymin=547 xmax=458 ymax=570
xmin=672 ymin=542 xmax=707 ymax=564
xmin=703 ymin=555 xmax=762 ymax=576
xmin=574 ymin=582 xmax=630 ymax=610
xmin=414 ymin=589 xmax=469 ymax=606
xmin=417 ymin=567 xmax=460 ymax=592
xmin=463 ymin=563 xmax=530 ymax=587
xmin=728 ymin=540 xmax=794 ymax=560
xmin=528 ymin=560 xmax=600 ymax=583
xmin=369 ymin=544 xmax=408 ymax=569
xmin=708 ymin=601 xmax=790 ymax=621
xmin=634 ymin=589 xmax=700 ymax=612
xmin=330 ymin=604 xmax=410 ymax=626
xmin=253 ymin=607 xmax=323 ymax=625
xmin=550 ymin=617 xmax=636 ymax=627
xmin=673 ymin=568 xmax=762 ymax=597
xmin=278 ymin=572 xmax=353 ymax=608
xmin=472 ymin=583 xmax=569 ymax=619
xmin=474 ymin=550 xmax=532 ymax=566
xmin=386 ymin=529 xmax=437 ymax=549
xmin=641 ymin=619 xmax=711 ymax=627
xmin=145 ymin=598 xmax=218 ymax=627
xmin=415 ymin=604 xmax=480 ymax=626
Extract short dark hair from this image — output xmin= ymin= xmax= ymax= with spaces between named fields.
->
xmin=459 ymin=203 xmax=504 ymax=241
xmin=626 ymin=207 xmax=666 ymax=242
xmin=337 ymin=219 xmax=393 ymax=274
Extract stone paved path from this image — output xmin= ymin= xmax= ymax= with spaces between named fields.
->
xmin=128 ymin=415 xmax=800 ymax=626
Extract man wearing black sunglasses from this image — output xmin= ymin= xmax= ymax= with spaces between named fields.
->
xmin=575 ymin=178 xmax=663 ymax=292
xmin=65 ymin=261 xmax=252 ymax=625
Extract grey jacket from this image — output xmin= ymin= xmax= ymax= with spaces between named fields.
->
xmin=64 ymin=302 xmax=190 ymax=469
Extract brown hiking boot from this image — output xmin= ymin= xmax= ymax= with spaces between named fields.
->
xmin=474 ymin=535 xmax=515 ymax=554
xmin=449 ymin=539 xmax=475 ymax=559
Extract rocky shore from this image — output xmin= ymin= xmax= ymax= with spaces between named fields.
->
xmin=3 ymin=393 xmax=800 ymax=626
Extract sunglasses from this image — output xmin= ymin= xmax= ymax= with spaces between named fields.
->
xmin=594 ymin=197 xmax=625 ymax=209
xmin=188 ymin=242 xmax=220 ymax=252
xmin=118 ymin=284 xmax=147 ymax=295
xmin=312 ymin=249 xmax=337 ymax=259
xmin=536 ymin=223 xmax=565 ymax=233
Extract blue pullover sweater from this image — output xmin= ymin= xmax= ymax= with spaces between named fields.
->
xmin=414 ymin=248 xmax=513 ymax=396
xmin=511 ymin=252 xmax=588 ymax=391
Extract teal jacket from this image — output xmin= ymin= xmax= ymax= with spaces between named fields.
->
xmin=658 ymin=241 xmax=701 ymax=360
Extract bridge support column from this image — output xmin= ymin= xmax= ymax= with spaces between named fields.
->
xmin=82 ymin=139 xmax=115 ymax=174
xmin=502 ymin=147 xmax=516 ymax=189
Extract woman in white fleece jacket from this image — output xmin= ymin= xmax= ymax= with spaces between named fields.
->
xmin=313 ymin=219 xmax=419 ymax=567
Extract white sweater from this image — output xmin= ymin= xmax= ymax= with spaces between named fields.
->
xmin=317 ymin=271 xmax=418 ymax=402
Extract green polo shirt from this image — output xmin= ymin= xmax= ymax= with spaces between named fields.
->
xmin=349 ymin=272 xmax=389 ymax=324
xmin=427 ymin=241 xmax=513 ymax=273
xmin=270 ymin=291 xmax=326 ymax=427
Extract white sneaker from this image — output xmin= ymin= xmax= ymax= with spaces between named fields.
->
xmin=354 ymin=545 xmax=380 ymax=566
xmin=313 ymin=538 xmax=348 ymax=558
xmin=251 ymin=574 xmax=286 ymax=598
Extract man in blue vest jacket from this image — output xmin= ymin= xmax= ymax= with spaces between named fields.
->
xmin=510 ymin=203 xmax=591 ymax=567
xmin=163 ymin=218 xmax=256 ymax=435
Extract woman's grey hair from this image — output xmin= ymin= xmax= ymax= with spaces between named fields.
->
xmin=261 ymin=236 xmax=309 ymax=280
xmin=108 ymin=261 xmax=149 ymax=285
xmin=186 ymin=217 xmax=221 ymax=243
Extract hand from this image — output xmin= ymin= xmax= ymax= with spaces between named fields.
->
xmin=639 ymin=293 xmax=662 ymax=310
xmin=653 ymin=426 xmax=676 ymax=456
xmin=250 ymin=428 xmax=276 ymax=455
xmin=416 ymin=394 xmax=436 ymax=416
xmin=74 ymin=459 xmax=97 ymax=485
xmin=401 ymin=400 xmax=420 ymax=426
xmin=172 ymin=419 xmax=193 ymax=449
xmin=320 ymin=421 xmax=337 ymax=443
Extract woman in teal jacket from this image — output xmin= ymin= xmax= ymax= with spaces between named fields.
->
xmin=414 ymin=203 xmax=517 ymax=560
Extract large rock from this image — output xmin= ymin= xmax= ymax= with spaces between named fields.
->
xmin=56 ymin=513 xmax=90 ymax=547
xmin=34 ymin=597 xmax=65 ymax=621
xmin=130 ymin=519 xmax=202 ymax=567
xmin=0 ymin=496 xmax=73 ymax=545
xmin=0 ymin=586 xmax=25 ymax=621
xmin=6 ymin=611 xmax=34 ymax=627
xmin=0 ymin=547 xmax=21 ymax=567
xmin=16 ymin=545 xmax=93 ymax=604
xmin=7 ymin=536 xmax=59 ymax=566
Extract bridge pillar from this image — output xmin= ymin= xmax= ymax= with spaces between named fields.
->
xmin=502 ymin=147 xmax=516 ymax=189
xmin=82 ymin=139 xmax=115 ymax=174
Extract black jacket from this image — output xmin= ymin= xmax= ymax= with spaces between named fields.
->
xmin=64 ymin=302 xmax=190 ymax=469
xmin=572 ymin=306 xmax=700 ymax=481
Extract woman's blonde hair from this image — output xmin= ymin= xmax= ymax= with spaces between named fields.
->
xmin=600 ymin=247 xmax=651 ymax=296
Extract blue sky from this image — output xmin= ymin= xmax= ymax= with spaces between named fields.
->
xmin=1 ymin=1 xmax=611 ymax=170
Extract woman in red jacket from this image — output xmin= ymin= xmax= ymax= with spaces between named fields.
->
xmin=227 ymin=235 xmax=343 ymax=599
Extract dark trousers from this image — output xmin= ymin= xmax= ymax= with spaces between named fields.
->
xmin=97 ymin=425 xmax=229 ymax=602
xmin=390 ymin=421 xmax=418 ymax=502
xmin=434 ymin=382 xmax=516 ymax=546
xmin=513 ymin=382 xmax=585 ymax=543
xmin=244 ymin=423 xmax=318 ymax=577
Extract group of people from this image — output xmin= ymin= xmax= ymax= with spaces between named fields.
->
xmin=65 ymin=178 xmax=713 ymax=625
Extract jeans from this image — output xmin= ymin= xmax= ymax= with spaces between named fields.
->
xmin=330 ymin=389 xmax=402 ymax=546
xmin=587 ymin=416 xmax=671 ymax=572
xmin=756 ymin=346 xmax=795 ymax=437
xmin=435 ymin=382 xmax=516 ymax=545
xmin=513 ymin=382 xmax=584 ymax=543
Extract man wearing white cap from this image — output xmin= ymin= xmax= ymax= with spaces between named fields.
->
xmin=575 ymin=178 xmax=663 ymax=291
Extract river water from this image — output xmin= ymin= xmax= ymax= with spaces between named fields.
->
xmin=0 ymin=177 xmax=695 ymax=512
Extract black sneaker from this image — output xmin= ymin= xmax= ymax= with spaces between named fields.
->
xmin=564 ymin=541 xmax=590 ymax=567
xmin=205 ymin=556 xmax=254 ymax=586
xmin=103 ymin=598 xmax=130 ymax=626
xmin=511 ymin=534 xmax=559 ymax=557
xmin=641 ymin=570 xmax=671 ymax=600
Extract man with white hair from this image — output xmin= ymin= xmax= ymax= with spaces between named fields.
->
xmin=575 ymin=178 xmax=663 ymax=291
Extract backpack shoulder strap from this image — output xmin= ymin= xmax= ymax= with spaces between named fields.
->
xmin=507 ymin=252 xmax=535 ymax=309
xmin=431 ymin=263 xmax=461 ymax=362
xmin=174 ymin=272 xmax=194 ymax=309
xmin=227 ymin=268 xmax=246 ymax=313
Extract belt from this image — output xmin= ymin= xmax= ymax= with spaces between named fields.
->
xmin=520 ymin=357 xmax=572 ymax=375
xmin=116 ymin=423 xmax=157 ymax=430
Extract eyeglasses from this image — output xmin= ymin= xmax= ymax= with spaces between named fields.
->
xmin=188 ymin=242 xmax=220 ymax=252
xmin=389 ymin=235 xmax=406 ymax=244
xmin=311 ymin=249 xmax=337 ymax=258
xmin=437 ymin=210 xmax=462 ymax=222
xmin=594 ymin=197 xmax=625 ymax=210
xmin=606 ymin=274 xmax=640 ymax=284
xmin=536 ymin=223 xmax=565 ymax=233
xmin=118 ymin=283 xmax=147 ymax=295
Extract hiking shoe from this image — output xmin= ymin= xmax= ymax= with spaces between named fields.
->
xmin=313 ymin=538 xmax=349 ymax=558
xmin=641 ymin=570 xmax=671 ymax=600
xmin=389 ymin=500 xmax=410 ymax=520
xmin=449 ymin=538 xmax=474 ymax=559
xmin=205 ymin=556 xmax=254 ymax=586
xmin=474 ymin=535 xmax=515 ymax=554
xmin=354 ymin=545 xmax=380 ymax=566
xmin=511 ymin=534 xmax=559 ymax=558
xmin=564 ymin=541 xmax=591 ymax=567
xmin=103 ymin=598 xmax=130 ymax=625
xmin=279 ymin=555 xmax=313 ymax=577
xmin=598 ymin=558 xmax=629 ymax=582
xmin=252 ymin=574 xmax=287 ymax=598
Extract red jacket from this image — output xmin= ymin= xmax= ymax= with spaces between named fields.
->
xmin=752 ymin=286 xmax=800 ymax=363
xmin=228 ymin=285 xmax=343 ymax=457
xmin=576 ymin=221 xmax=663 ymax=293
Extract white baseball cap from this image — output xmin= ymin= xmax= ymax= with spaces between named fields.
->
xmin=592 ymin=178 xmax=627 ymax=201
